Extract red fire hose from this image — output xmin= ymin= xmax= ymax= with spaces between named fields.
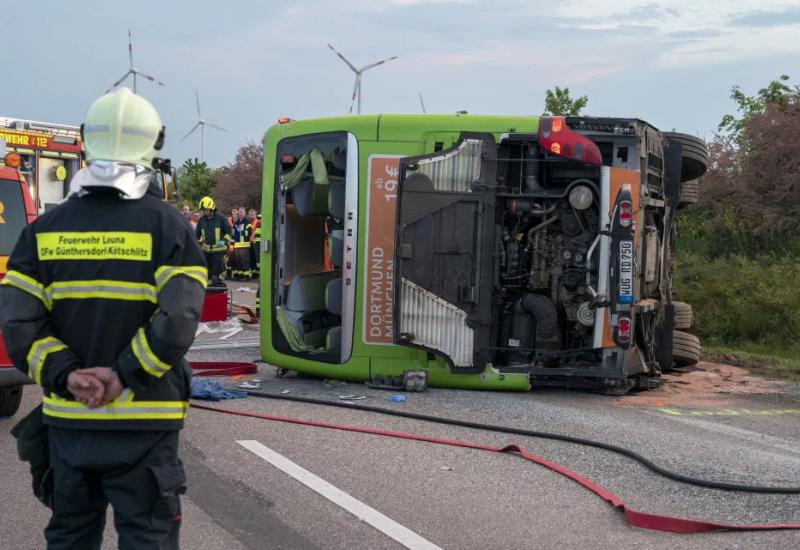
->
xmin=188 ymin=362 xmax=800 ymax=533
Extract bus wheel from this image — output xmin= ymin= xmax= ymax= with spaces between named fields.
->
xmin=678 ymin=179 xmax=700 ymax=208
xmin=673 ymin=301 xmax=694 ymax=329
xmin=673 ymin=330 xmax=701 ymax=367
xmin=0 ymin=385 xmax=23 ymax=417
xmin=664 ymin=132 xmax=708 ymax=182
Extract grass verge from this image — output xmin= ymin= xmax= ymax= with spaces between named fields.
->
xmin=702 ymin=343 xmax=800 ymax=381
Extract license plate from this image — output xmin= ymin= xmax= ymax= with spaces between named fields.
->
xmin=618 ymin=240 xmax=633 ymax=303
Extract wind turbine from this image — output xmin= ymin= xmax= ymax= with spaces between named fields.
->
xmin=180 ymin=90 xmax=228 ymax=162
xmin=327 ymin=43 xmax=398 ymax=115
xmin=106 ymin=30 xmax=165 ymax=94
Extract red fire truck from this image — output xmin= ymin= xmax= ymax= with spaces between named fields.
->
xmin=0 ymin=145 xmax=38 ymax=416
xmin=0 ymin=117 xmax=82 ymax=213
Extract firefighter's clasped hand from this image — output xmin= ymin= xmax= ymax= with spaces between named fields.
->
xmin=67 ymin=368 xmax=124 ymax=407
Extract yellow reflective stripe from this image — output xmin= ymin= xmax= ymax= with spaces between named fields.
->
xmin=37 ymin=232 xmax=152 ymax=262
xmin=47 ymin=280 xmax=157 ymax=304
xmin=154 ymin=265 xmax=208 ymax=292
xmin=1 ymin=270 xmax=51 ymax=309
xmin=131 ymin=328 xmax=171 ymax=378
xmin=26 ymin=337 xmax=67 ymax=384
xmin=43 ymin=395 xmax=187 ymax=420
xmin=215 ymin=227 xmax=221 ymax=242
xmin=233 ymin=242 xmax=251 ymax=248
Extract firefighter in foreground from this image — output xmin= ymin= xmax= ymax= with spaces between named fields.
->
xmin=196 ymin=195 xmax=231 ymax=287
xmin=0 ymin=87 xmax=206 ymax=549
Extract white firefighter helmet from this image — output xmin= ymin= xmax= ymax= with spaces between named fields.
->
xmin=70 ymin=87 xmax=165 ymax=200
xmin=83 ymin=87 xmax=164 ymax=167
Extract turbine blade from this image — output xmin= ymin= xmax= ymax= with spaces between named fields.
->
xmin=359 ymin=55 xmax=398 ymax=72
xmin=107 ymin=70 xmax=133 ymax=92
xmin=180 ymin=123 xmax=201 ymax=142
xmin=128 ymin=30 xmax=133 ymax=68
xmin=419 ymin=91 xmax=427 ymax=114
xmin=195 ymin=90 xmax=202 ymax=118
xmin=133 ymin=69 xmax=165 ymax=87
xmin=327 ymin=43 xmax=358 ymax=73
xmin=348 ymin=75 xmax=360 ymax=114
xmin=206 ymin=122 xmax=229 ymax=132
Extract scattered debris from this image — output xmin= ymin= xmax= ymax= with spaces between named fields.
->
xmin=386 ymin=394 xmax=406 ymax=403
xmin=219 ymin=327 xmax=243 ymax=340
xmin=280 ymin=389 xmax=291 ymax=394
xmin=618 ymin=361 xmax=787 ymax=408
xmin=440 ymin=466 xmax=452 ymax=472
xmin=324 ymin=379 xmax=348 ymax=387
xmin=338 ymin=395 xmax=366 ymax=400
xmin=191 ymin=379 xmax=247 ymax=401
xmin=237 ymin=382 xmax=262 ymax=390
xmin=235 ymin=287 xmax=257 ymax=293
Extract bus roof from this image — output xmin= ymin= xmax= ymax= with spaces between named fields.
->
xmin=265 ymin=113 xmax=543 ymax=144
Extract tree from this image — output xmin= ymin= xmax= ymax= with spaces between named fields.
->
xmin=177 ymin=158 xmax=215 ymax=208
xmin=543 ymin=86 xmax=588 ymax=116
xmin=213 ymin=141 xmax=263 ymax=212
xmin=718 ymin=74 xmax=796 ymax=145
xmin=698 ymin=75 xmax=800 ymax=238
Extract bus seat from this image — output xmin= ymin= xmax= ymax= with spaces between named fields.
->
xmin=286 ymin=271 xmax=340 ymax=313
xmin=328 ymin=176 xmax=346 ymax=220
xmin=282 ymin=271 xmax=340 ymax=348
xmin=329 ymin=230 xmax=344 ymax=269
xmin=291 ymin=177 xmax=329 ymax=217
xmin=325 ymin=278 xmax=342 ymax=316
xmin=325 ymin=326 xmax=341 ymax=353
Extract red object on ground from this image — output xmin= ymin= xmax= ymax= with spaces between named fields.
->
xmin=190 ymin=402 xmax=800 ymax=534
xmin=189 ymin=361 xmax=258 ymax=377
xmin=200 ymin=290 xmax=228 ymax=322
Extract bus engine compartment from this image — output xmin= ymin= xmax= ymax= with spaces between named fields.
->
xmin=394 ymin=117 xmax=695 ymax=391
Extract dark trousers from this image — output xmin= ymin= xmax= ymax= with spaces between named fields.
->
xmin=45 ymin=427 xmax=184 ymax=550
xmin=229 ymin=247 xmax=251 ymax=279
xmin=250 ymin=242 xmax=260 ymax=274
xmin=204 ymin=251 xmax=226 ymax=284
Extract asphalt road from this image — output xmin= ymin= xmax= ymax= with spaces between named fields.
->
xmin=2 ymin=345 xmax=800 ymax=549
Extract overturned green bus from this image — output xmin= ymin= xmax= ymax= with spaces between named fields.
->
xmin=259 ymin=114 xmax=706 ymax=393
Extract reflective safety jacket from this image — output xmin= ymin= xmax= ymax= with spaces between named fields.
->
xmin=250 ymin=219 xmax=261 ymax=243
xmin=196 ymin=211 xmax=232 ymax=252
xmin=233 ymin=221 xmax=252 ymax=249
xmin=0 ymin=188 xmax=207 ymax=431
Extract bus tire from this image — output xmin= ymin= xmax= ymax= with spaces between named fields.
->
xmin=673 ymin=330 xmax=701 ymax=367
xmin=673 ymin=301 xmax=693 ymax=329
xmin=664 ymin=132 xmax=708 ymax=182
xmin=0 ymin=385 xmax=23 ymax=417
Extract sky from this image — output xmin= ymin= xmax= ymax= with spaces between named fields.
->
xmin=3 ymin=0 xmax=800 ymax=167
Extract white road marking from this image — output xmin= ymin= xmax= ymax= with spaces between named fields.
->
xmin=237 ymin=440 xmax=443 ymax=550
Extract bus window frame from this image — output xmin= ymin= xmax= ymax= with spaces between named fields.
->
xmin=272 ymin=131 xmax=357 ymax=365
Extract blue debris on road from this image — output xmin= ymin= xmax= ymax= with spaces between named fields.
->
xmin=191 ymin=379 xmax=248 ymax=401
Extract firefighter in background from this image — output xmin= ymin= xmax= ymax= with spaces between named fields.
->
xmin=196 ymin=195 xmax=231 ymax=287
xmin=228 ymin=206 xmax=251 ymax=280
xmin=247 ymin=209 xmax=261 ymax=277
xmin=225 ymin=207 xmax=239 ymax=278
xmin=0 ymin=87 xmax=206 ymax=549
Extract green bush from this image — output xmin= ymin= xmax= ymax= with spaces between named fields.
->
xmin=678 ymin=209 xmax=800 ymax=259
xmin=675 ymin=252 xmax=800 ymax=348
